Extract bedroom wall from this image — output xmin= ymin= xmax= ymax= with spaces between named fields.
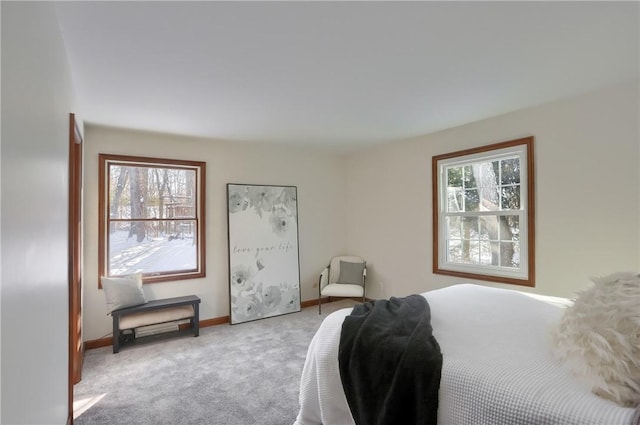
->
xmin=1 ymin=2 xmax=77 ymax=423
xmin=345 ymin=80 xmax=640 ymax=299
xmin=82 ymin=125 xmax=347 ymax=340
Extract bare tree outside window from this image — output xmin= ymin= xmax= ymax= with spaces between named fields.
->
xmin=99 ymin=154 xmax=206 ymax=285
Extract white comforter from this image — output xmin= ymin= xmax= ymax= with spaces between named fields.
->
xmin=294 ymin=284 xmax=637 ymax=425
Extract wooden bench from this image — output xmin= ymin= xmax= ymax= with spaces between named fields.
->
xmin=111 ymin=295 xmax=201 ymax=353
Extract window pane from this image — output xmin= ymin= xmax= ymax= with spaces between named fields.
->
xmin=447 ymin=167 xmax=462 ymax=188
xmin=479 ymin=216 xmax=498 ymax=241
xmin=501 ymin=158 xmax=520 ymax=185
xmin=479 ymin=186 xmax=500 ymax=210
xmin=446 ymin=216 xmax=461 ymax=240
xmin=491 ymin=160 xmax=500 ymax=178
xmin=446 ymin=188 xmax=463 ymax=212
xmin=165 ymin=201 xmax=195 ymax=219
xmin=109 ymin=165 xmax=196 ymax=220
xmin=501 ymin=186 xmax=520 ymax=210
xmin=462 ymin=217 xmax=479 ymax=239
xmin=111 ymin=166 xmax=147 ymax=219
xmin=463 ymin=165 xmax=475 ymax=188
xmin=466 ymin=240 xmax=480 ymax=264
xmin=109 ymin=220 xmax=198 ymax=276
xmin=109 ymin=165 xmax=134 ymax=219
xmin=479 ymin=241 xmax=500 ymax=266
xmin=447 ymin=239 xmax=462 ymax=263
xmin=499 ymin=215 xmax=519 ymax=240
xmin=474 ymin=161 xmax=497 ymax=188
xmin=463 ymin=189 xmax=479 ymax=211
xmin=479 ymin=241 xmax=492 ymax=265
xmin=490 ymin=241 xmax=500 ymax=266
xmin=500 ymin=241 xmax=520 ymax=268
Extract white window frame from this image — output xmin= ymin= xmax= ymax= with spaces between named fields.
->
xmin=432 ymin=137 xmax=535 ymax=287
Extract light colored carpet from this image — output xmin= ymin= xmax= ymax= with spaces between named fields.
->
xmin=74 ymin=299 xmax=357 ymax=425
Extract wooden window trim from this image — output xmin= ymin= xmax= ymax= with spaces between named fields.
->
xmin=432 ymin=136 xmax=535 ymax=287
xmin=98 ymin=154 xmax=206 ymax=286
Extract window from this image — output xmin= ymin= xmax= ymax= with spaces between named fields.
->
xmin=432 ymin=137 xmax=535 ymax=286
xmin=99 ymin=154 xmax=206 ymax=284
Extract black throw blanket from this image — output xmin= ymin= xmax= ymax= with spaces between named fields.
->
xmin=338 ymin=295 xmax=442 ymax=425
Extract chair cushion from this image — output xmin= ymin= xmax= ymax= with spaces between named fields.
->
xmin=337 ymin=260 xmax=365 ymax=286
xmin=321 ymin=283 xmax=364 ymax=298
xmin=119 ymin=305 xmax=194 ymax=330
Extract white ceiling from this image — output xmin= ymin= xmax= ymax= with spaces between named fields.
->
xmin=55 ymin=1 xmax=639 ymax=151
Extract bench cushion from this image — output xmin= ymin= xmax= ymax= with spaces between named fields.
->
xmin=119 ymin=305 xmax=194 ymax=330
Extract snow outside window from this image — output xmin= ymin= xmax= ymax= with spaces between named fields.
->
xmin=432 ymin=137 xmax=535 ymax=287
xmin=99 ymin=154 xmax=206 ymax=285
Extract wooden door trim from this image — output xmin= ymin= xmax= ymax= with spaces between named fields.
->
xmin=68 ymin=113 xmax=83 ymax=425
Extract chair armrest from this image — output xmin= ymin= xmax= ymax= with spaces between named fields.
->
xmin=319 ymin=267 xmax=329 ymax=290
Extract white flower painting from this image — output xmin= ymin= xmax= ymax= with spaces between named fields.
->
xmin=227 ymin=184 xmax=301 ymax=324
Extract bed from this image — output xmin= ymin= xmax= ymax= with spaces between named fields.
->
xmin=294 ymin=284 xmax=638 ymax=425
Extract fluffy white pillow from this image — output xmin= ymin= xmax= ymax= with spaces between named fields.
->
xmin=101 ymin=273 xmax=147 ymax=314
xmin=552 ymin=272 xmax=640 ymax=407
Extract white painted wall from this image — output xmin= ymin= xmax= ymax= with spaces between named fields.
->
xmin=82 ymin=126 xmax=347 ymax=340
xmin=345 ymin=81 xmax=640 ymax=299
xmin=1 ymin=2 xmax=76 ymax=424
xmin=84 ymin=82 xmax=640 ymax=340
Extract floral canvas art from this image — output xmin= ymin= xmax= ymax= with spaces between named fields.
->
xmin=227 ymin=184 xmax=301 ymax=324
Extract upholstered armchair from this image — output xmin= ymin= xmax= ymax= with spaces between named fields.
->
xmin=318 ymin=255 xmax=366 ymax=314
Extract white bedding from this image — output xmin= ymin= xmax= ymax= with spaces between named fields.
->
xmin=294 ymin=284 xmax=637 ymax=425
